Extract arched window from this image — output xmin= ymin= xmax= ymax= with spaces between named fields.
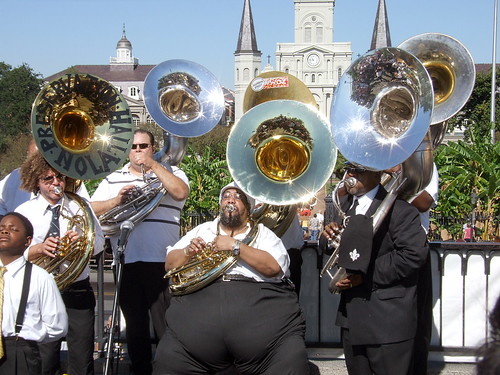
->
xmin=316 ymin=24 xmax=323 ymax=43
xmin=243 ymin=68 xmax=250 ymax=81
xmin=129 ymin=86 xmax=139 ymax=99
xmin=132 ymin=115 xmax=140 ymax=127
xmin=337 ymin=67 xmax=343 ymax=82
xmin=304 ymin=26 xmax=312 ymax=43
xmin=236 ymin=68 xmax=240 ymax=81
xmin=311 ymin=74 xmax=316 ymax=83
xmin=254 ymin=68 xmax=259 ymax=78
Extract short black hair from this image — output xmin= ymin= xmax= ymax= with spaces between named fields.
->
xmin=134 ymin=129 xmax=155 ymax=146
xmin=2 ymin=212 xmax=34 ymax=238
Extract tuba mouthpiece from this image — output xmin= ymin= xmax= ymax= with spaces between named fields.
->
xmin=345 ymin=177 xmax=357 ymax=188
xmin=223 ymin=204 xmax=236 ymax=213
xmin=53 ymin=186 xmax=63 ymax=196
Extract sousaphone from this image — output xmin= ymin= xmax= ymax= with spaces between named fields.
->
xmin=398 ymin=33 xmax=476 ymax=126
xmin=330 ymin=47 xmax=434 ymax=171
xmin=227 ymin=99 xmax=337 ymax=206
xmin=32 ymin=73 xmax=133 ymax=180
xmin=143 ymin=59 xmax=225 ymax=137
xmin=31 ymin=73 xmax=133 ymax=288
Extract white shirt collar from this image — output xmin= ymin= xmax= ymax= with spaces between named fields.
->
xmin=354 ymin=185 xmax=380 ymax=215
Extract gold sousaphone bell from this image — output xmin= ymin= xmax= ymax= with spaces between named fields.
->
xmin=227 ymin=99 xmax=336 ymax=206
xmin=32 ymin=73 xmax=134 ymax=180
xmin=143 ymin=59 xmax=225 ymax=138
xmin=398 ymin=33 xmax=476 ymax=126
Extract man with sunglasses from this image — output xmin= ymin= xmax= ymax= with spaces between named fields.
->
xmin=0 ymin=139 xmax=90 ymax=220
xmin=91 ymin=128 xmax=189 ymax=375
xmin=320 ymin=162 xmax=428 ymax=375
xmin=153 ymin=182 xmax=308 ymax=375
xmin=14 ymin=151 xmax=104 ymax=375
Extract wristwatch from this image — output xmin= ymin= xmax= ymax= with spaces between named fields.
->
xmin=232 ymin=240 xmax=241 ymax=256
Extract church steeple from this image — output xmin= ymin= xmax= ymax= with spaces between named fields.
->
xmin=235 ymin=0 xmax=260 ymax=53
xmin=234 ymin=0 xmax=262 ymax=122
xmin=370 ymin=0 xmax=392 ymax=50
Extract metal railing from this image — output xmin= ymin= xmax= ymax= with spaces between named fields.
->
xmin=299 ymin=241 xmax=500 ymax=352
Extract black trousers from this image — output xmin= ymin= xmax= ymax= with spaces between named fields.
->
xmin=342 ymin=328 xmax=414 ymax=375
xmin=39 ymin=278 xmax=96 ymax=375
xmin=0 ymin=338 xmax=41 ymax=375
xmin=153 ymin=279 xmax=308 ymax=375
xmin=119 ymin=262 xmax=170 ymax=375
xmin=413 ymin=253 xmax=433 ymax=375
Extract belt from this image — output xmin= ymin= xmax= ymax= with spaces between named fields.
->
xmin=3 ymin=336 xmax=36 ymax=343
xmin=220 ymin=274 xmax=258 ymax=283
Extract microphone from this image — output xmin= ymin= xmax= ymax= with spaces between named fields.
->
xmin=117 ymin=220 xmax=134 ymax=250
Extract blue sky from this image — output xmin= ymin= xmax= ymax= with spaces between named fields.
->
xmin=1 ymin=0 xmax=497 ymax=89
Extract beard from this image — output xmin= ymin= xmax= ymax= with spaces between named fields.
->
xmin=220 ymin=209 xmax=244 ymax=229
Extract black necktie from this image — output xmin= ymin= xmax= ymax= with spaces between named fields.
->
xmin=46 ymin=205 xmax=61 ymax=239
xmin=346 ymin=198 xmax=359 ymax=216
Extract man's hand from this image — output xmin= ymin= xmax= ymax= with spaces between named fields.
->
xmin=322 ymin=222 xmax=342 ymax=243
xmin=335 ymin=274 xmax=363 ymax=291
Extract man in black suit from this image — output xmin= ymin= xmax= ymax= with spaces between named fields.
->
xmin=321 ymin=164 xmax=428 ymax=375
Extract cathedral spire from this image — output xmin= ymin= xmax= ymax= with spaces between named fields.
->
xmin=235 ymin=0 xmax=260 ymax=53
xmin=370 ymin=0 xmax=392 ymax=50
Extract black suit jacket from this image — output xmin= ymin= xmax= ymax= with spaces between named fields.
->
xmin=331 ymin=185 xmax=428 ymax=345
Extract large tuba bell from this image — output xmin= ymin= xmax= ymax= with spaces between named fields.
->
xmin=241 ymin=71 xmax=319 ymax=235
xmin=330 ymin=47 xmax=434 ymax=171
xmin=398 ymin=33 xmax=476 ymax=126
xmin=227 ymin=99 xmax=336 ymax=206
xmin=31 ymin=73 xmax=133 ymax=288
xmin=143 ymin=59 xmax=225 ymax=137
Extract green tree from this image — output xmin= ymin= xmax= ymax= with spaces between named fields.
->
xmin=180 ymin=145 xmax=232 ymax=214
xmin=434 ymin=140 xmax=500 ymax=240
xmin=0 ymin=62 xmax=43 ymax=151
xmin=448 ymin=68 xmax=500 ymax=144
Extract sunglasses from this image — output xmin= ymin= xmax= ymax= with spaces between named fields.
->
xmin=40 ymin=174 xmax=66 ymax=183
xmin=222 ymin=192 xmax=243 ymax=201
xmin=344 ymin=167 xmax=367 ymax=174
xmin=131 ymin=143 xmax=151 ymax=150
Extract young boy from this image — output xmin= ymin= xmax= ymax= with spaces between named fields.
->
xmin=0 ymin=212 xmax=67 ymax=375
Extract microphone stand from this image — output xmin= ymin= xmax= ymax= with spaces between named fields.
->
xmin=104 ymin=233 xmax=128 ymax=375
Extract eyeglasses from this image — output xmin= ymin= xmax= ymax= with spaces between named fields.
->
xmin=131 ymin=143 xmax=151 ymax=150
xmin=40 ymin=174 xmax=66 ymax=183
xmin=222 ymin=192 xmax=243 ymax=201
xmin=344 ymin=167 xmax=367 ymax=174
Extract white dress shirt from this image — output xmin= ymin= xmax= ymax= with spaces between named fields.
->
xmin=1 ymin=256 xmax=68 ymax=342
xmin=167 ymin=218 xmax=290 ymax=282
xmin=15 ymin=192 xmax=104 ymax=282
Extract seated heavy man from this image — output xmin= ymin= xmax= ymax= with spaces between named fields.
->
xmin=153 ymin=182 xmax=309 ymax=375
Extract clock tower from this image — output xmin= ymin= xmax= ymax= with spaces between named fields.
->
xmin=276 ymin=0 xmax=352 ymax=118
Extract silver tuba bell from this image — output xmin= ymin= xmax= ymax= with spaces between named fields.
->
xmin=99 ymin=58 xmax=227 ymax=234
xmin=143 ymin=59 xmax=225 ymax=137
